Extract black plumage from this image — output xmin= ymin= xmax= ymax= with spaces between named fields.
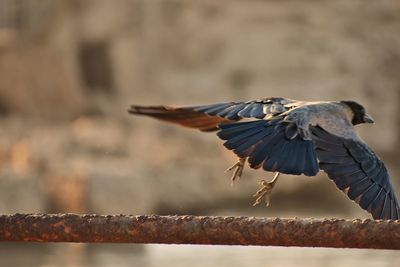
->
xmin=129 ymin=97 xmax=400 ymax=220
xmin=218 ymin=118 xmax=318 ymax=176
xmin=312 ymin=126 xmax=399 ymax=220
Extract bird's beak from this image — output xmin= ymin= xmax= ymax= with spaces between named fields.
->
xmin=363 ymin=113 xmax=374 ymax=124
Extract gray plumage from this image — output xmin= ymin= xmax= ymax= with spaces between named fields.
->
xmin=129 ymin=97 xmax=399 ymax=220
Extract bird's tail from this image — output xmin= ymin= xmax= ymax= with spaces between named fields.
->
xmin=128 ymin=105 xmax=231 ymax=132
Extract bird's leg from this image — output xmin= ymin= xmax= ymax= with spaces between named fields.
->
xmin=225 ymin=158 xmax=246 ymax=184
xmin=252 ymin=172 xmax=280 ymax=207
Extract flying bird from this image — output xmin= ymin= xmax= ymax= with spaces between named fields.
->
xmin=128 ymin=97 xmax=400 ymax=220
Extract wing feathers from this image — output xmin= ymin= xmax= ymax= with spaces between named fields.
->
xmin=218 ymin=119 xmax=319 ymax=176
xmin=311 ymin=126 xmax=400 ymax=220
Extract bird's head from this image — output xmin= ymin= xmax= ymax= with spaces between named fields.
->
xmin=340 ymin=100 xmax=374 ymax=125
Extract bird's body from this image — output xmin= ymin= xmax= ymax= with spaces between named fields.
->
xmin=129 ymin=97 xmax=399 ymax=220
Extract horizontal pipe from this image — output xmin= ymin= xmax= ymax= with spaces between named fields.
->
xmin=0 ymin=214 xmax=399 ymax=249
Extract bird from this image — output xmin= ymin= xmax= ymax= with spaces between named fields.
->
xmin=128 ymin=97 xmax=400 ymax=220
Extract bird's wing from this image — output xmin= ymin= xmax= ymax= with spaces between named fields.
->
xmin=217 ymin=115 xmax=319 ymax=176
xmin=129 ymin=97 xmax=298 ymax=132
xmin=311 ymin=126 xmax=400 ymax=220
xmin=193 ymin=97 xmax=298 ymax=120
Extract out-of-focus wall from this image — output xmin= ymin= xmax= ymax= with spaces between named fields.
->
xmin=0 ymin=0 xmax=400 ymax=219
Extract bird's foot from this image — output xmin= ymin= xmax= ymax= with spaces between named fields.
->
xmin=252 ymin=172 xmax=280 ymax=207
xmin=225 ymin=158 xmax=246 ymax=184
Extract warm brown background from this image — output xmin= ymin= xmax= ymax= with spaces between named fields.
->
xmin=1 ymin=0 xmax=400 ymax=266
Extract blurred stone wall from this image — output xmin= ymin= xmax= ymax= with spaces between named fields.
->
xmin=0 ymin=0 xmax=400 ymax=219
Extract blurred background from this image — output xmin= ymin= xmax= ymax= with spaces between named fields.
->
xmin=0 ymin=0 xmax=400 ymax=266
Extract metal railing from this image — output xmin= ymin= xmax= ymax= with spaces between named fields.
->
xmin=0 ymin=214 xmax=399 ymax=250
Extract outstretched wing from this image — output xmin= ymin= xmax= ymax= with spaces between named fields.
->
xmin=193 ymin=97 xmax=297 ymax=120
xmin=311 ymin=126 xmax=400 ymax=220
xmin=217 ymin=116 xmax=319 ymax=176
xmin=129 ymin=97 xmax=298 ymax=131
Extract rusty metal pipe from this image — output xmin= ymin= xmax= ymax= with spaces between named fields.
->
xmin=0 ymin=214 xmax=399 ymax=249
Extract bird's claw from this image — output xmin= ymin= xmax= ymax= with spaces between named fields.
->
xmin=225 ymin=158 xmax=246 ymax=184
xmin=252 ymin=172 xmax=280 ymax=207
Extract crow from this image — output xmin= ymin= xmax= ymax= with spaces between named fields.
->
xmin=128 ymin=97 xmax=399 ymax=220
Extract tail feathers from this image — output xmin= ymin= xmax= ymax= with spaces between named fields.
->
xmin=217 ymin=120 xmax=319 ymax=176
xmin=128 ymin=105 xmax=231 ymax=131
